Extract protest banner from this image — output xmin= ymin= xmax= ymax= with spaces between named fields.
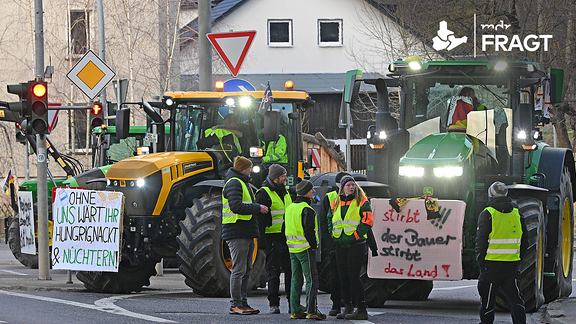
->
xmin=368 ymin=199 xmax=466 ymax=280
xmin=51 ymin=188 xmax=124 ymax=271
xmin=17 ymin=191 xmax=36 ymax=255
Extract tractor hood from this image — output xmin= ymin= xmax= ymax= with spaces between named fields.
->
xmin=400 ymin=133 xmax=474 ymax=165
xmin=105 ymin=151 xmax=214 ymax=180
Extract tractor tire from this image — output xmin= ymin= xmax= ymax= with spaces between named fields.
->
xmin=7 ymin=215 xmax=38 ymax=269
xmin=176 ymin=193 xmax=265 ymax=297
xmin=385 ymin=279 xmax=433 ymax=301
xmin=362 ymin=267 xmax=388 ymax=308
xmin=76 ymin=257 xmax=159 ymax=293
xmin=496 ymin=197 xmax=545 ymax=312
xmin=543 ymin=167 xmax=574 ymax=302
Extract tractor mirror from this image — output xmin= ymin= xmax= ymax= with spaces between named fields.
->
xmin=115 ymin=108 xmax=130 ymax=140
xmin=263 ymin=111 xmax=280 ymax=142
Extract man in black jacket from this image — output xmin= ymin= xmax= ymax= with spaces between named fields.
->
xmin=475 ymin=181 xmax=528 ymax=324
xmin=255 ymin=164 xmax=292 ymax=314
xmin=222 ymin=156 xmax=269 ymax=315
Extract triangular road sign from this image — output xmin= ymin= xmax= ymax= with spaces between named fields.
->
xmin=207 ymin=31 xmax=256 ymax=77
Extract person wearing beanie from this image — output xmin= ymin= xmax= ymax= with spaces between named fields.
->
xmin=285 ymin=180 xmax=325 ymax=320
xmin=254 ymin=164 xmax=293 ymax=314
xmin=223 ymin=156 xmax=269 ymax=315
xmin=327 ymin=176 xmax=373 ymax=320
xmin=476 ymin=181 xmax=528 ymax=324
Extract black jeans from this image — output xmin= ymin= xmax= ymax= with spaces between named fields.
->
xmin=265 ymin=234 xmax=292 ymax=307
xmin=336 ymin=241 xmax=367 ymax=309
xmin=329 ymin=250 xmax=341 ymax=307
xmin=477 ymin=261 xmax=526 ymax=324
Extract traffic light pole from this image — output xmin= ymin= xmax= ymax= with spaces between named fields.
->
xmin=34 ymin=0 xmax=50 ymax=280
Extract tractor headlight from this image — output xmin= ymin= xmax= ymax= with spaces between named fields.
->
xmin=252 ymin=165 xmax=261 ymax=173
xmin=225 ymin=98 xmax=235 ymax=106
xmin=250 ymin=146 xmax=263 ymax=157
xmin=408 ymin=61 xmax=422 ymax=70
xmin=136 ymin=179 xmax=145 ymax=187
xmin=399 ymin=166 xmax=424 ymax=177
xmin=517 ymin=130 xmax=527 ymax=140
xmin=433 ymin=166 xmax=463 ymax=177
xmin=239 ymin=96 xmax=251 ymax=107
xmin=378 ymin=131 xmax=387 ymax=139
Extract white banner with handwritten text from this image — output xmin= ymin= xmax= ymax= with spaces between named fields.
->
xmin=367 ymin=199 xmax=466 ymax=280
xmin=52 ymin=188 xmax=124 ymax=272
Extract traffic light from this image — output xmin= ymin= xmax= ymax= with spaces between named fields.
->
xmin=6 ymin=82 xmax=29 ymax=115
xmin=28 ymin=81 xmax=49 ymax=135
xmin=90 ymin=101 xmax=105 ymax=129
xmin=15 ymin=122 xmax=26 ymax=143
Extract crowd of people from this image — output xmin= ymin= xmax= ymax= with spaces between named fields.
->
xmin=222 ymin=155 xmax=526 ymax=323
xmin=222 ymin=157 xmax=374 ymax=320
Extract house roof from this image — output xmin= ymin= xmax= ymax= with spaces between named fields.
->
xmin=180 ymin=72 xmax=387 ymax=93
xmin=180 ymin=0 xmax=247 ymax=45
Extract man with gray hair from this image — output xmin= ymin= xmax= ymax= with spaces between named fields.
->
xmin=475 ymin=181 xmax=528 ymax=324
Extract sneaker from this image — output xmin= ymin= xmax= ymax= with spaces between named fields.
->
xmin=229 ymin=305 xmax=252 ymax=315
xmin=243 ymin=304 xmax=259 ymax=314
xmin=306 ymin=311 xmax=327 ymax=320
xmin=328 ymin=305 xmax=340 ymax=316
xmin=344 ymin=309 xmax=368 ymax=320
xmin=290 ymin=312 xmax=307 ymax=319
xmin=336 ymin=305 xmax=354 ymax=319
xmin=270 ymin=306 xmax=280 ymax=314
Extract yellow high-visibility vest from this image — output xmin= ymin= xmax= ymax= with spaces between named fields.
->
xmin=485 ymin=207 xmax=522 ymax=261
xmin=259 ymin=186 xmax=292 ymax=234
xmin=222 ymin=177 xmax=253 ymax=224
xmin=285 ymin=202 xmax=318 ymax=253
xmin=332 ymin=197 xmax=368 ymax=239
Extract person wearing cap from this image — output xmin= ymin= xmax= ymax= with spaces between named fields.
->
xmin=255 ymin=164 xmax=293 ymax=314
xmin=285 ymin=179 xmax=325 ymax=320
xmin=476 ymin=181 xmax=528 ymax=324
xmin=327 ymin=176 xmax=373 ymax=320
xmin=222 ymin=156 xmax=269 ymax=315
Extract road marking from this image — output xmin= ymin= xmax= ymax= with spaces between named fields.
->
xmin=0 ymin=269 xmax=27 ymax=276
xmin=0 ymin=290 xmax=175 ymax=323
xmin=433 ymin=284 xmax=476 ymax=290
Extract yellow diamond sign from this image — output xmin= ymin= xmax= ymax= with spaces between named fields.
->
xmin=66 ymin=50 xmax=116 ymax=100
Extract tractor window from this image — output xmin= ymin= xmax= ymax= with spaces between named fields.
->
xmin=406 ymin=82 xmax=510 ymax=137
xmin=107 ymin=136 xmax=140 ymax=163
xmin=173 ymin=106 xmax=204 ymax=152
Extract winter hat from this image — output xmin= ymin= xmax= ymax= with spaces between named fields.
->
xmin=340 ymin=176 xmax=355 ymax=188
xmin=233 ymin=156 xmax=252 ymax=172
xmin=268 ymin=164 xmax=286 ymax=180
xmin=335 ymin=172 xmax=352 ymax=184
xmin=296 ymin=179 xmax=314 ymax=196
xmin=488 ymin=181 xmax=508 ymax=198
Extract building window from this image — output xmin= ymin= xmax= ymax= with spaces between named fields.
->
xmin=69 ymin=10 xmax=90 ymax=57
xmin=318 ymin=19 xmax=342 ymax=46
xmin=268 ymin=19 xmax=292 ymax=46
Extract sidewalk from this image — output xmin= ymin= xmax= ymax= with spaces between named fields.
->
xmin=0 ymin=242 xmax=574 ymax=322
xmin=0 ymin=242 xmax=188 ymax=292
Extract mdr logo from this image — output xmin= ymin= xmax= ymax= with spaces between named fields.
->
xmin=432 ymin=16 xmax=553 ymax=56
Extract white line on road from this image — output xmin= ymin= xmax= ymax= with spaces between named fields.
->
xmin=433 ymin=284 xmax=477 ymax=290
xmin=0 ymin=269 xmax=27 ymax=276
xmin=0 ymin=290 xmax=175 ymax=323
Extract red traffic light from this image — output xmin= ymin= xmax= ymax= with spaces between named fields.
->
xmin=92 ymin=103 xmax=102 ymax=115
xmin=32 ymin=83 xmax=47 ymax=98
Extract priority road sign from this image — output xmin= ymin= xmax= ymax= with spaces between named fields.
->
xmin=66 ymin=50 xmax=116 ymax=100
xmin=207 ymin=31 xmax=256 ymax=77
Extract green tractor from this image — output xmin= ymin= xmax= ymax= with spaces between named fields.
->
xmin=357 ymin=59 xmax=574 ymax=312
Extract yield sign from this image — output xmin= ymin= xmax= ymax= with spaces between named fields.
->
xmin=207 ymin=31 xmax=256 ymax=77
